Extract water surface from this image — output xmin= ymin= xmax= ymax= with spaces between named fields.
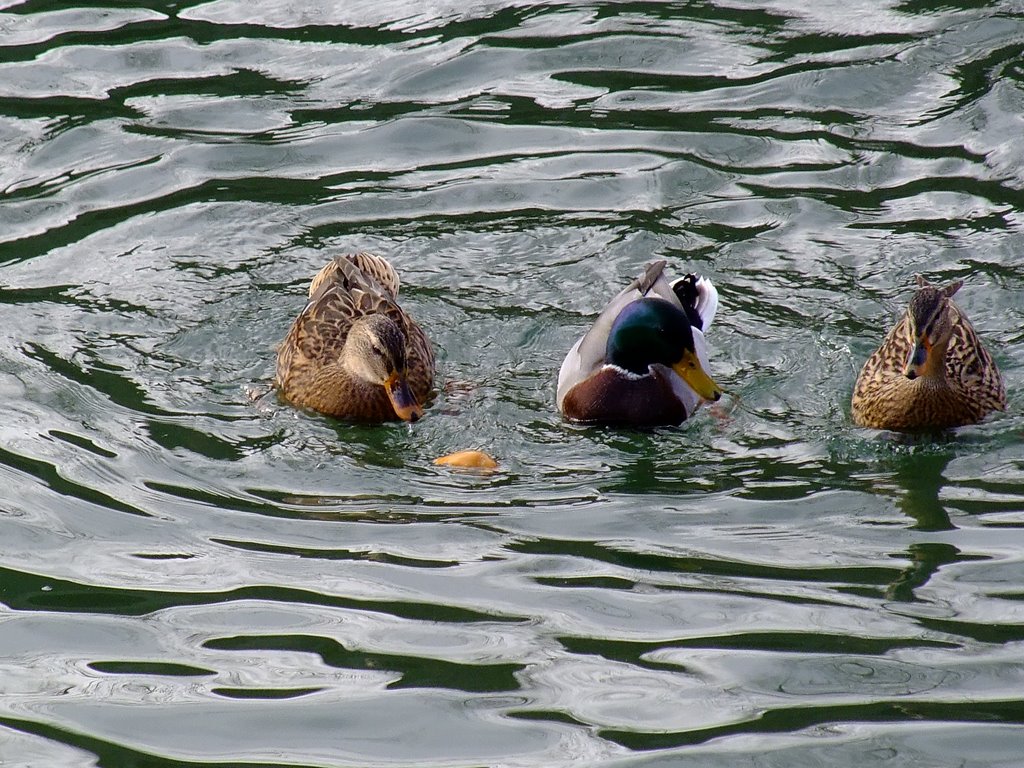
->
xmin=1 ymin=1 xmax=1024 ymax=766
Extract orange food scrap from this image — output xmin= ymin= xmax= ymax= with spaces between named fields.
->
xmin=433 ymin=450 xmax=498 ymax=470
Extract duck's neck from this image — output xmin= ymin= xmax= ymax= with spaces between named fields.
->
xmin=913 ymin=369 xmax=950 ymax=392
xmin=907 ymin=340 xmax=957 ymax=398
xmin=910 ymin=335 xmax=951 ymax=383
xmin=892 ymin=370 xmax=976 ymax=429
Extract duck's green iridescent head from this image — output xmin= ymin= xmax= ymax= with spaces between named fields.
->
xmin=606 ymin=297 xmax=722 ymax=401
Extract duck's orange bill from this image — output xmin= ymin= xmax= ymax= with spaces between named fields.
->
xmin=672 ymin=349 xmax=723 ymax=402
xmin=385 ymin=372 xmax=423 ymax=422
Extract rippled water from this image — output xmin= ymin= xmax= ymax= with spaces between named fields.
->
xmin=2 ymin=1 xmax=1024 ymax=766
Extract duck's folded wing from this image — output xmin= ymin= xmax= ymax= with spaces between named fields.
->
xmin=643 ymin=262 xmax=687 ymax=309
xmin=345 ymin=252 xmax=401 ymax=299
xmin=947 ymin=303 xmax=1006 ymax=410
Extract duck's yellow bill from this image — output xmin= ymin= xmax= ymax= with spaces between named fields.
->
xmin=673 ymin=349 xmax=723 ymax=402
xmin=385 ymin=371 xmax=423 ymax=422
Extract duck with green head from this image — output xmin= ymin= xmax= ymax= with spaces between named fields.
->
xmin=557 ymin=260 xmax=723 ymax=426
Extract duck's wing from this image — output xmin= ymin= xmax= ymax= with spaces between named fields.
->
xmin=947 ymin=301 xmax=1006 ymax=411
xmin=557 ymin=260 xmax=680 ymax=408
xmin=852 ymin=309 xmax=914 ymax=405
xmin=275 ymin=282 xmax=355 ymax=389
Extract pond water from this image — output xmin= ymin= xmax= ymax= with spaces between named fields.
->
xmin=1 ymin=1 xmax=1023 ymax=766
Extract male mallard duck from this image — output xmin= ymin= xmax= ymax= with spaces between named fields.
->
xmin=275 ymin=252 xmax=434 ymax=422
xmin=851 ymin=276 xmax=1005 ymax=430
xmin=556 ymin=260 xmax=723 ymax=426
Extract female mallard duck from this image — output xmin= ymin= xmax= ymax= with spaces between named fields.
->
xmin=851 ymin=276 xmax=1005 ymax=430
xmin=275 ymin=252 xmax=434 ymax=422
xmin=557 ymin=260 xmax=723 ymax=426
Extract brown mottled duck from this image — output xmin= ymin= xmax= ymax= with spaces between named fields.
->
xmin=851 ymin=276 xmax=1005 ymax=430
xmin=275 ymin=253 xmax=434 ymax=422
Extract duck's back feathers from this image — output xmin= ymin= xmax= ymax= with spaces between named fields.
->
xmin=307 ymin=251 xmax=401 ymax=300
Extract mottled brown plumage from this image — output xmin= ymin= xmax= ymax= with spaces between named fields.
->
xmin=852 ymin=276 xmax=1005 ymax=430
xmin=306 ymin=251 xmax=400 ymax=300
xmin=275 ymin=253 xmax=434 ymax=422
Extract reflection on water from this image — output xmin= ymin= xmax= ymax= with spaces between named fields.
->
xmin=1 ymin=1 xmax=1023 ymax=766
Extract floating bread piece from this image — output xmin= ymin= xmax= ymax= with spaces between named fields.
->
xmin=433 ymin=450 xmax=498 ymax=469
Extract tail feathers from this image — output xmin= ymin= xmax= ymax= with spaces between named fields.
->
xmin=671 ymin=274 xmax=718 ymax=331
xmin=308 ymin=252 xmax=400 ymax=300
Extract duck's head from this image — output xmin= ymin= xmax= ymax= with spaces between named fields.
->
xmin=343 ymin=314 xmax=423 ymax=421
xmin=904 ymin=277 xmax=962 ymax=381
xmin=607 ymin=297 xmax=723 ymax=402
